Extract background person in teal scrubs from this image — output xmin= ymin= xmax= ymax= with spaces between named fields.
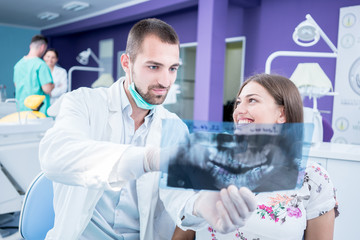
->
xmin=13 ymin=35 xmax=54 ymax=116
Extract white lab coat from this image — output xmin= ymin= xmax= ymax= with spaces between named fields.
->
xmin=50 ymin=65 xmax=68 ymax=104
xmin=39 ymin=79 xmax=196 ymax=239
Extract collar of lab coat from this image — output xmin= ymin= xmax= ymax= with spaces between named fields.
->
xmin=107 ymin=78 xmax=160 ymax=143
xmin=107 ymin=77 xmax=126 ymax=112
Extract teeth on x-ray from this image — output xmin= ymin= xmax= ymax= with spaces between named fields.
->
xmin=240 ymin=147 xmax=271 ymax=167
xmin=209 ymin=163 xmax=273 ymax=190
xmin=208 ymin=147 xmax=272 ymax=190
xmin=210 ymin=145 xmax=270 ymax=171
xmin=165 ymin=121 xmax=309 ymax=192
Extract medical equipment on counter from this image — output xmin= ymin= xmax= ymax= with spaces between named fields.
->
xmin=0 ymin=117 xmax=54 ymax=214
xmin=0 ymin=101 xmax=16 ymax=119
xmin=0 ymin=85 xmax=6 ymax=102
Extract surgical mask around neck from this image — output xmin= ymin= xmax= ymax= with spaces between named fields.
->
xmin=128 ymin=82 xmax=156 ymax=110
xmin=127 ymin=55 xmax=156 ymax=110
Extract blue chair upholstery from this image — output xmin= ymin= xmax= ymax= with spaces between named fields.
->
xmin=19 ymin=172 xmax=54 ymax=239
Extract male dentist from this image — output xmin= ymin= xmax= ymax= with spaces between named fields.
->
xmin=40 ymin=18 xmax=256 ymax=239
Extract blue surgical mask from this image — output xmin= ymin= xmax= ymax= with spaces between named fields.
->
xmin=128 ymin=82 xmax=156 ymax=110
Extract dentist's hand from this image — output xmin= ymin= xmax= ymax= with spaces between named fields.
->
xmin=144 ymin=146 xmax=161 ymax=172
xmin=193 ymin=185 xmax=257 ymax=234
xmin=143 ymin=131 xmax=215 ymax=173
xmin=144 ymin=144 xmax=185 ymax=172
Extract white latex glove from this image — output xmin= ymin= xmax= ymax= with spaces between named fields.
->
xmin=193 ymin=185 xmax=257 ymax=234
xmin=143 ymin=145 xmax=179 ymax=172
xmin=143 ymin=146 xmax=161 ymax=172
xmin=143 ymin=132 xmax=215 ymax=173
xmin=109 ymin=145 xmax=169 ymax=187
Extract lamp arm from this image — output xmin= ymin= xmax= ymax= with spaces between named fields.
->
xmin=305 ymin=14 xmax=338 ymax=54
xmin=88 ymin=48 xmax=101 ymax=66
xmin=265 ymin=50 xmax=337 ymax=74
xmin=68 ymin=66 xmax=105 ymax=92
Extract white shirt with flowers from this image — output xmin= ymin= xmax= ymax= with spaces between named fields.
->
xmin=196 ymin=161 xmax=338 ymax=240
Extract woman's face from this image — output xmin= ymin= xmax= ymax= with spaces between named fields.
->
xmin=233 ymin=81 xmax=286 ymax=124
xmin=43 ymin=51 xmax=58 ymax=68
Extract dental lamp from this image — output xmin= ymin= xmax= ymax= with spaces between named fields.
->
xmin=265 ymin=14 xmax=337 ymax=74
xmin=293 ymin=14 xmax=337 ymax=52
xmin=289 ymin=15 xmax=339 ymax=107
xmin=76 ymin=48 xmax=101 ymax=65
xmin=68 ymin=48 xmax=104 ymax=92
xmin=265 ymin=14 xmax=338 ymax=142
xmin=292 ymin=16 xmax=320 ymax=47
xmin=293 ymin=19 xmax=320 ymax=47
xmin=265 ymin=13 xmax=338 ymax=104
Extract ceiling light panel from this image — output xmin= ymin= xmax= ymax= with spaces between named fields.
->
xmin=37 ymin=12 xmax=60 ymax=21
xmin=63 ymin=1 xmax=90 ymax=12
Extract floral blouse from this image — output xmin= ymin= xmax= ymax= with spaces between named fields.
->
xmin=196 ymin=161 xmax=338 ymax=240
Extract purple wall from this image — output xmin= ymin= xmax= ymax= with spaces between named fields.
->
xmin=46 ymin=6 xmax=198 ymax=90
xmin=43 ymin=0 xmax=198 ymax=36
xmin=42 ymin=0 xmax=360 ymax=126
xmin=194 ymin=0 xmax=228 ymax=121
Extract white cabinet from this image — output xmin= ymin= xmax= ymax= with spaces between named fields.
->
xmin=307 ymin=142 xmax=360 ymax=239
xmin=0 ymin=119 xmax=54 ymax=214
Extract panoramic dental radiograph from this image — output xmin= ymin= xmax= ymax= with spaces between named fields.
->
xmin=165 ymin=122 xmax=307 ymax=192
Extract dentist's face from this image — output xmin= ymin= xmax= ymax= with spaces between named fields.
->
xmin=233 ymin=82 xmax=286 ymax=125
xmin=124 ymin=34 xmax=180 ymax=105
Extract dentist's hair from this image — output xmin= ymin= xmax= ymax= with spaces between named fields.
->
xmin=236 ymin=73 xmax=303 ymax=123
xmin=126 ymin=18 xmax=179 ymax=62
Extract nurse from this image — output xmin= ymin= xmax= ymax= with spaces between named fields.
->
xmin=195 ymin=73 xmax=338 ymax=240
xmin=43 ymin=48 xmax=68 ymax=104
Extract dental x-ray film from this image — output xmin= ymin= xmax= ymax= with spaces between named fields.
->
xmin=161 ymin=121 xmax=313 ymax=193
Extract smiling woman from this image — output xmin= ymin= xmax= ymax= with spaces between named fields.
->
xmin=194 ymin=73 xmax=338 ymax=240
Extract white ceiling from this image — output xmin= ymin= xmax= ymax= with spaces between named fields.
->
xmin=0 ymin=0 xmax=148 ymax=30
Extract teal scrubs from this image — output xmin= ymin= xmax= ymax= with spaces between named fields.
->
xmin=13 ymin=57 xmax=53 ymax=116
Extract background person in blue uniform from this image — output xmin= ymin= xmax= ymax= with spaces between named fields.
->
xmin=13 ymin=35 xmax=54 ymax=116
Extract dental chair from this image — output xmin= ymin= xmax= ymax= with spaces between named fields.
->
xmin=303 ymin=107 xmax=334 ymax=142
xmin=19 ymin=172 xmax=54 ymax=239
xmin=0 ymin=95 xmax=46 ymax=123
